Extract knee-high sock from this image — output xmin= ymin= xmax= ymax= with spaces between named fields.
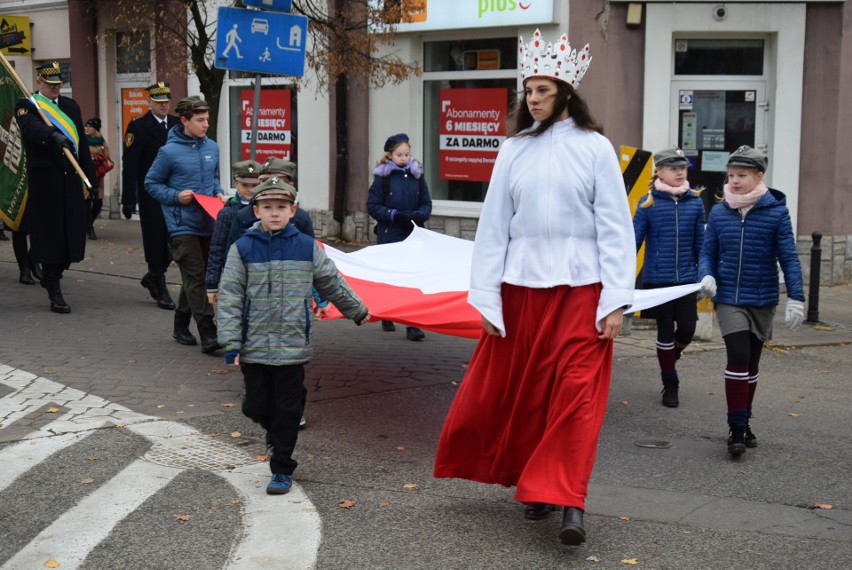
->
xmin=725 ymin=367 xmax=750 ymax=426
xmin=656 ymin=341 xmax=677 ymax=375
xmin=746 ymin=372 xmax=759 ymax=420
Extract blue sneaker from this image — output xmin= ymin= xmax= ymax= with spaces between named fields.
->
xmin=266 ymin=473 xmax=293 ymax=495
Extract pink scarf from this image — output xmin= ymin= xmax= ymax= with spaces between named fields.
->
xmin=654 ymin=178 xmax=689 ymax=197
xmin=724 ymin=182 xmax=768 ymax=211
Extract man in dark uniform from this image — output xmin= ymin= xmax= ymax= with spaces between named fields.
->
xmin=122 ymin=82 xmax=179 ymax=310
xmin=15 ymin=61 xmax=97 ymax=313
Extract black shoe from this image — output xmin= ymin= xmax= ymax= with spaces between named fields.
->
xmin=141 ymin=274 xmax=176 ymax=310
xmin=744 ymin=425 xmax=758 ymax=448
xmin=381 ymin=320 xmax=396 ymax=332
xmin=172 ymin=311 xmax=198 ymax=345
xmin=43 ymin=280 xmax=71 ymax=314
xmin=661 ymin=377 xmax=679 ymax=408
xmin=406 ymin=327 xmax=425 ymax=341
xmin=29 ymin=259 xmax=43 ymax=283
xmin=559 ymin=507 xmax=586 ymax=545
xmin=122 ymin=206 xmax=134 ymax=219
xmin=727 ymin=426 xmax=746 ymax=456
xmin=524 ymin=503 xmax=557 ymax=520
xmin=19 ymin=267 xmax=35 ymax=285
xmin=198 ymin=316 xmax=221 ymax=354
xmin=86 ymin=226 xmax=97 ymax=240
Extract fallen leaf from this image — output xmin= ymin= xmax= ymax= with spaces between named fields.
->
xmin=402 ymin=483 xmax=418 ymax=489
xmin=230 ymin=431 xmax=241 ymax=438
xmin=80 ymin=478 xmax=94 ymax=484
xmin=76 ymin=420 xmax=89 ymax=424
xmin=814 ymin=503 xmax=833 ymax=509
xmin=451 ymin=381 xmax=458 ymax=385
xmin=128 ymin=358 xmax=137 ymax=364
xmin=222 ymin=403 xmax=237 ymax=408
xmin=621 ymin=559 xmax=639 ymax=565
xmin=47 ymin=407 xmax=60 ymax=413
xmin=586 ymin=556 xmax=600 ymax=562
xmin=156 ymin=405 xmax=165 ymax=409
xmin=210 ymin=368 xmax=231 ymax=375
xmin=231 ymin=499 xmax=241 ymax=505
xmin=44 ymin=560 xmax=61 ymax=568
xmin=44 ymin=368 xmax=56 ymax=374
xmin=115 ymin=423 xmax=127 ymax=429
xmin=618 ymin=516 xmax=630 ymax=521
xmin=306 ymin=454 xmax=316 ymax=461
xmin=395 ymin=446 xmax=406 ymax=451
xmin=620 ymin=400 xmax=629 ymax=406
xmin=379 ymin=501 xmax=390 ymax=508
xmin=255 ymin=454 xmax=269 ymax=461
xmin=173 ymin=514 xmax=192 ymax=521
xmin=813 ymin=324 xmax=834 ymax=331
xmin=209 ymin=432 xmax=221 ymax=437
xmin=788 ymin=413 xmax=801 ymax=417
xmin=86 ymin=456 xmax=98 ymax=461
xmin=339 ymin=499 xmax=356 ymax=509
xmin=707 ymin=392 xmax=715 ymax=396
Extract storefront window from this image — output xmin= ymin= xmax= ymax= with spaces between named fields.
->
xmin=423 ymin=38 xmax=517 ymax=203
xmin=674 ymin=39 xmax=763 ymax=75
xmin=227 ymin=84 xmax=297 ymax=182
xmin=116 ymin=31 xmax=151 ymax=74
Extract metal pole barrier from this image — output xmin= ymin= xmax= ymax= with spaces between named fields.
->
xmin=249 ymin=74 xmax=262 ymax=161
xmin=806 ymin=231 xmax=822 ymax=323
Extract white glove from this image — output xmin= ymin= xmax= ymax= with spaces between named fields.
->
xmin=700 ymin=275 xmax=717 ymax=298
xmin=785 ymin=299 xmax=804 ymax=330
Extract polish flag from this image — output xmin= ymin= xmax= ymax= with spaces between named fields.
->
xmin=321 ymin=226 xmax=701 ymax=339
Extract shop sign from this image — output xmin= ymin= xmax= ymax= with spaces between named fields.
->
xmin=391 ymin=0 xmax=554 ymax=32
xmin=121 ymin=88 xmax=149 ymax=135
xmin=438 ymin=88 xmax=506 ymax=182
xmin=240 ymin=88 xmax=291 ymax=163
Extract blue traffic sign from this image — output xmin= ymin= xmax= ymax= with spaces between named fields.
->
xmin=243 ymin=0 xmax=293 ymax=11
xmin=215 ymin=7 xmax=308 ymax=77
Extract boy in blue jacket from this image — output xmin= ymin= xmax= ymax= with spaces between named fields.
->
xmin=218 ymin=177 xmax=370 ymax=494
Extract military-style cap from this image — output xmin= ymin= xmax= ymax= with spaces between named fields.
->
xmin=232 ymin=160 xmax=262 ymax=182
xmin=654 ymin=147 xmax=689 ymax=168
xmin=727 ymin=145 xmax=767 ymax=172
xmin=174 ymin=95 xmax=209 ymax=115
xmin=252 ymin=176 xmax=297 ymax=203
xmin=147 ymin=82 xmax=171 ymax=102
xmin=384 ymin=133 xmax=409 ymax=152
xmin=260 ymin=157 xmax=296 ymax=179
xmin=36 ymin=61 xmax=63 ymax=85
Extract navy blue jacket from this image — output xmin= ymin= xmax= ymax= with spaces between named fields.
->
xmin=633 ymin=189 xmax=705 ymax=285
xmin=206 ymin=196 xmax=248 ymax=292
xmin=367 ymin=159 xmax=432 ymax=244
xmin=699 ymin=188 xmax=804 ymax=307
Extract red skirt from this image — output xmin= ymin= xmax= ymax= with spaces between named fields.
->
xmin=433 ymin=283 xmax=613 ymax=510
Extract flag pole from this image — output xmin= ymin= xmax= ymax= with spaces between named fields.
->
xmin=0 ymin=52 xmax=92 ymax=191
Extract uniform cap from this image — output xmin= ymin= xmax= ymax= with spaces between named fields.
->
xmin=727 ymin=145 xmax=767 ymax=172
xmin=36 ymin=61 xmax=63 ymax=85
xmin=175 ymin=95 xmax=209 ymax=115
xmin=252 ymin=176 xmax=297 ymax=203
xmin=232 ymin=160 xmax=262 ymax=182
xmin=384 ymin=133 xmax=409 ymax=152
xmin=654 ymin=147 xmax=689 ymax=168
xmin=261 ymin=157 xmax=296 ymax=179
xmin=146 ymin=82 xmax=171 ymax=102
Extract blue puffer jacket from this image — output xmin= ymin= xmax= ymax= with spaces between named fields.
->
xmin=367 ymin=159 xmax=432 ymax=244
xmin=633 ymin=189 xmax=705 ymax=285
xmin=145 ymin=125 xmax=224 ymax=238
xmin=699 ymin=188 xmax=805 ymax=307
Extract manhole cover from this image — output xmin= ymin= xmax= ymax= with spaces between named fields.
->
xmin=633 ymin=440 xmax=672 ymax=449
xmin=143 ymin=434 xmax=266 ymax=471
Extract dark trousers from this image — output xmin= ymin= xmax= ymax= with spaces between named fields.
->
xmin=169 ymin=235 xmax=213 ymax=321
xmin=241 ymin=362 xmax=306 ymax=475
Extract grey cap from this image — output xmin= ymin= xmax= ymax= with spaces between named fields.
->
xmin=232 ymin=160 xmax=262 ymax=182
xmin=654 ymin=147 xmax=689 ymax=168
xmin=727 ymin=145 xmax=767 ymax=172
xmin=252 ymin=176 xmax=297 ymax=203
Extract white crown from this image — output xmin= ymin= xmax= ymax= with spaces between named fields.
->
xmin=519 ymin=29 xmax=591 ymax=89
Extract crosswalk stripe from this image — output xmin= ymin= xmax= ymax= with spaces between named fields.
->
xmin=0 ymin=431 xmax=93 ymax=492
xmin=1 ymin=459 xmax=180 ymax=570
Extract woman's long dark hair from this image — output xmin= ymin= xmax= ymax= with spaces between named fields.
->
xmin=508 ymin=80 xmax=603 ymax=137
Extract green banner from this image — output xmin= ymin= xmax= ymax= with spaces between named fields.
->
xmin=0 ymin=63 xmax=27 ymax=231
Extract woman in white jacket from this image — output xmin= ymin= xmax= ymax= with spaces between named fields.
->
xmin=434 ymin=30 xmax=635 ymax=546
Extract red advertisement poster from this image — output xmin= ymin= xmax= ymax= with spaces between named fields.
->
xmin=439 ymin=88 xmax=507 ymax=182
xmin=241 ymin=88 xmax=291 ymax=163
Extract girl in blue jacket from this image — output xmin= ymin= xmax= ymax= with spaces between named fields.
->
xmin=367 ymin=133 xmax=432 ymax=341
xmin=699 ymin=146 xmax=805 ymax=457
xmin=634 ymin=148 xmax=705 ymax=408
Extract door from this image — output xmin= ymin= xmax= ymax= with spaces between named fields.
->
xmin=670 ymin=81 xmax=767 ymax=215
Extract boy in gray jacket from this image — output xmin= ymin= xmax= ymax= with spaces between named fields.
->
xmin=218 ymin=177 xmax=370 ymax=494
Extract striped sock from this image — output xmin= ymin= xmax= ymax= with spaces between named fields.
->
xmin=725 ymin=368 xmax=750 ymax=426
xmin=656 ymin=341 xmax=677 ymax=374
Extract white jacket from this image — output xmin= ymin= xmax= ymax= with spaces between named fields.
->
xmin=469 ymin=117 xmax=635 ymax=335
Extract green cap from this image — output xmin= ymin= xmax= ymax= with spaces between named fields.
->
xmin=232 ymin=160 xmax=262 ymax=182
xmin=252 ymin=176 xmax=297 ymax=203
xmin=175 ymin=95 xmax=209 ymax=115
xmin=261 ymin=157 xmax=296 ymax=180
xmin=654 ymin=147 xmax=689 ymax=168
xmin=727 ymin=146 xmax=767 ymax=172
